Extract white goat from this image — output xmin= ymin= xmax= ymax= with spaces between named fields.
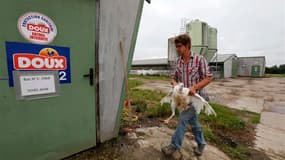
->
xmin=160 ymin=82 xmax=217 ymax=123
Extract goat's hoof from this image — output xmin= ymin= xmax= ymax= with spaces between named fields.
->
xmin=164 ymin=120 xmax=169 ymax=124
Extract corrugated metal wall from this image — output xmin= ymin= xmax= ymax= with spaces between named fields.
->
xmin=237 ymin=57 xmax=265 ymax=77
xmin=224 ymin=58 xmax=233 ymax=78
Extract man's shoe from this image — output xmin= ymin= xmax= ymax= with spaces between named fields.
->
xmin=194 ymin=144 xmax=205 ymax=156
xmin=172 ymin=150 xmax=183 ymax=160
xmin=161 ymin=144 xmax=177 ymax=155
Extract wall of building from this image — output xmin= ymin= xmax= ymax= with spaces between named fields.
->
xmin=168 ymin=38 xmax=177 ymax=62
xmin=132 ymin=64 xmax=169 ymax=70
xmin=210 ymin=64 xmax=224 ymax=79
xmin=237 ymin=57 xmax=265 ymax=77
xmin=224 ymin=59 xmax=233 ymax=78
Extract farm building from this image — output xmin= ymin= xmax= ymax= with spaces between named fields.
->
xmin=131 ymin=54 xmax=266 ymax=78
xmin=132 ymin=58 xmax=169 ymax=70
xmin=210 ymin=55 xmax=266 ymax=78
xmin=237 ymin=56 xmax=266 ymax=77
xmin=209 ymin=54 xmax=238 ymax=79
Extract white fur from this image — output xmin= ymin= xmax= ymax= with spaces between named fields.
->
xmin=160 ymin=83 xmax=217 ymax=123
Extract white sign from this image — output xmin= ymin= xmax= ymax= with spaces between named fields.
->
xmin=18 ymin=12 xmax=57 ymax=44
xmin=19 ymin=75 xmax=56 ymax=96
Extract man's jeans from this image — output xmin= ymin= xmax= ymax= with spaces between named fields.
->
xmin=171 ymin=106 xmax=206 ymax=149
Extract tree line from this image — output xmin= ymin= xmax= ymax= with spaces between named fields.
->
xmin=265 ymin=64 xmax=285 ymax=74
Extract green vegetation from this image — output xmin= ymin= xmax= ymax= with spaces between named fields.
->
xmin=130 ymin=88 xmax=173 ymax=117
xmin=132 ymin=100 xmax=147 ymax=113
xmin=128 ymin=79 xmax=144 ymax=89
xmin=146 ymin=103 xmax=172 ymax=118
xmin=265 ymin=64 xmax=285 ymax=74
xmin=130 ymin=74 xmax=170 ymax=81
xmin=128 ymin=78 xmax=176 ymax=117
xmin=199 ymin=103 xmax=261 ymax=160
xmin=200 ymin=103 xmax=246 ymax=130
xmin=222 ymin=144 xmax=250 ymax=160
xmin=265 ymin=74 xmax=285 ymax=78
xmin=250 ymin=114 xmax=261 ymax=124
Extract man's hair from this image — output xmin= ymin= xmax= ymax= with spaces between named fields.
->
xmin=174 ymin=34 xmax=191 ymax=49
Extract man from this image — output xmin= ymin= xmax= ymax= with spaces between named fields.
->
xmin=161 ymin=34 xmax=212 ymax=158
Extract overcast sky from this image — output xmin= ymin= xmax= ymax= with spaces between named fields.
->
xmin=134 ymin=0 xmax=285 ymax=66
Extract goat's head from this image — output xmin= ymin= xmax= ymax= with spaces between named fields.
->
xmin=172 ymin=82 xmax=184 ymax=95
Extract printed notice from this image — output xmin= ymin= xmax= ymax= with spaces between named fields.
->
xmin=20 ymin=75 xmax=56 ymax=96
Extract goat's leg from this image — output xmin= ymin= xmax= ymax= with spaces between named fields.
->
xmin=164 ymin=113 xmax=175 ymax=124
xmin=164 ymin=101 xmax=176 ymax=124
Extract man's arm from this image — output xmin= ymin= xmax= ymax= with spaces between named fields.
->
xmin=170 ymin=58 xmax=179 ymax=86
xmin=189 ymin=76 xmax=212 ymax=95
xmin=189 ymin=56 xmax=213 ymax=95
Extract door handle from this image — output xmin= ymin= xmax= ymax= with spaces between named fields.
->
xmin=83 ymin=68 xmax=94 ymax=86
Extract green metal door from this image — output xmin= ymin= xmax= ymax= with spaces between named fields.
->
xmin=0 ymin=1 xmax=97 ymax=160
xmin=232 ymin=59 xmax=238 ymax=78
xmin=251 ymin=65 xmax=261 ymax=77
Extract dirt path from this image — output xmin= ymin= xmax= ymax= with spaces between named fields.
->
xmin=131 ymin=126 xmax=231 ymax=160
xmin=135 ymin=77 xmax=285 ymax=160
xmin=65 ymin=126 xmax=230 ymax=160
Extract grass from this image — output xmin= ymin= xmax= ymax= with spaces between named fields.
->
xmin=128 ymin=78 xmax=172 ymax=117
xmin=130 ymin=74 xmax=170 ymax=81
xmin=128 ymin=79 xmax=144 ymax=89
xmin=239 ymin=110 xmax=261 ymax=124
xmin=130 ymin=88 xmax=173 ymax=117
xmin=250 ymin=114 xmax=261 ymax=124
xmin=222 ymin=144 xmax=250 ymax=160
xmin=200 ymin=103 xmax=246 ymax=131
xmin=199 ymin=103 xmax=261 ymax=160
xmin=265 ymin=74 xmax=285 ymax=78
xmin=146 ymin=103 xmax=172 ymax=118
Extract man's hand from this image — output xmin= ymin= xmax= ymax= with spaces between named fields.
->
xmin=188 ymin=86 xmax=197 ymax=96
xmin=188 ymin=76 xmax=212 ymax=96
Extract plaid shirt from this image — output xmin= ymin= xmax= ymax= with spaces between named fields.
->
xmin=171 ymin=52 xmax=212 ymax=97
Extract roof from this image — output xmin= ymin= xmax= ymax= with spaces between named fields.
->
xmin=210 ymin=54 xmax=237 ymax=63
xmin=238 ymin=56 xmax=265 ymax=59
xmin=132 ymin=58 xmax=168 ymax=66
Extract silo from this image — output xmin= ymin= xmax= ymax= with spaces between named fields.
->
xmin=186 ymin=20 xmax=208 ymax=57
xmin=168 ymin=37 xmax=178 ymax=70
xmin=206 ymin=27 xmax=218 ymax=62
xmin=168 ymin=37 xmax=178 ymax=62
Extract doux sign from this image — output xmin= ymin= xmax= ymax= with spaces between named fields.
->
xmin=6 ymin=42 xmax=71 ymax=87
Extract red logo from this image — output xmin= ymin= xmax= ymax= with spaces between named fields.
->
xmin=27 ymin=24 xmax=50 ymax=34
xmin=13 ymin=48 xmax=67 ymax=70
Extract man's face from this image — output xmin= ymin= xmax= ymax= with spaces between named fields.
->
xmin=175 ymin=43 xmax=188 ymax=55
